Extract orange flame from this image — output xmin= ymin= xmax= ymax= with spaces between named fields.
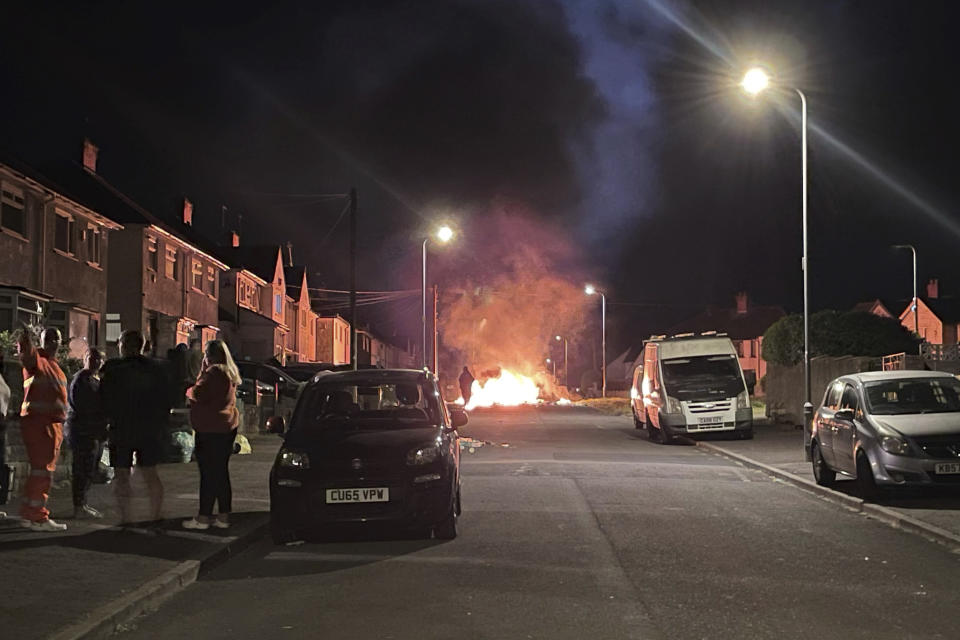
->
xmin=459 ymin=368 xmax=541 ymax=410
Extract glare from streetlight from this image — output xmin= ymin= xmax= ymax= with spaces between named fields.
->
xmin=545 ymin=358 xmax=551 ymax=363
xmin=584 ymin=284 xmax=596 ymax=296
xmin=741 ymin=67 xmax=770 ymax=96
xmin=555 ymin=335 xmax=562 ymax=341
xmin=435 ymin=225 xmax=454 ymax=243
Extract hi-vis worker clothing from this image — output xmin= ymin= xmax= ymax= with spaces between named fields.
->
xmin=19 ymin=344 xmax=68 ymax=523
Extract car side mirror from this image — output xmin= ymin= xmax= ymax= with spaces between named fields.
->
xmin=266 ymin=415 xmax=286 ymax=435
xmin=834 ymin=408 xmax=855 ymax=422
xmin=449 ymin=408 xmax=468 ymax=429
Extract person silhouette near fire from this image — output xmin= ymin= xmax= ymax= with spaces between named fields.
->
xmin=458 ymin=366 xmax=475 ymax=405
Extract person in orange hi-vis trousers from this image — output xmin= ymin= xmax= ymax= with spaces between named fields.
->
xmin=17 ymin=325 xmax=69 ymax=532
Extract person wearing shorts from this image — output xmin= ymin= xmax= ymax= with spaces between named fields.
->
xmin=101 ymin=330 xmax=170 ymax=523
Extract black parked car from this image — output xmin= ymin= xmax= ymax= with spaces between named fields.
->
xmin=268 ymin=369 xmax=467 ymax=544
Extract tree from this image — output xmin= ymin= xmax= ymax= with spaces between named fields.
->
xmin=762 ymin=311 xmax=919 ymax=366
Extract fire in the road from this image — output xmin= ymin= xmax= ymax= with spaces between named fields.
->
xmin=460 ymin=368 xmax=540 ymax=410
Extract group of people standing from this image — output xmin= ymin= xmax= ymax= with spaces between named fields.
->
xmin=1 ymin=326 xmax=242 ymax=533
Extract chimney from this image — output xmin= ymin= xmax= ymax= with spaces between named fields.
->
xmin=927 ymin=278 xmax=939 ymax=299
xmin=735 ymin=291 xmax=749 ymax=315
xmin=229 ymin=231 xmax=240 ymax=248
xmin=82 ymin=139 xmax=99 ymax=173
xmin=182 ymin=198 xmax=193 ymax=226
xmin=286 ymin=241 xmax=294 ymax=267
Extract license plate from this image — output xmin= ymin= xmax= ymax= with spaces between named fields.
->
xmin=326 ymin=487 xmax=390 ymax=503
xmin=935 ymin=463 xmax=960 ymax=475
xmin=697 ymin=416 xmax=723 ymax=425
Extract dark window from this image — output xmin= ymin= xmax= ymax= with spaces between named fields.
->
xmin=0 ymin=183 xmax=25 ymax=236
xmin=206 ymin=266 xmax=216 ymax=295
xmin=191 ymin=260 xmax=203 ymax=290
xmin=147 ymin=236 xmax=158 ymax=271
xmin=86 ymin=226 xmax=102 ymax=265
xmin=54 ymin=213 xmax=74 ymax=254
xmin=840 ymin=385 xmax=859 ymax=412
xmin=165 ymin=246 xmax=179 ymax=280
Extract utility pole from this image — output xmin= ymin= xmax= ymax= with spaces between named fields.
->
xmin=349 ymin=188 xmax=357 ymax=370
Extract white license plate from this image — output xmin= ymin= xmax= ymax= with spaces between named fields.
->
xmin=326 ymin=487 xmax=390 ymax=503
xmin=935 ymin=463 xmax=960 ymax=475
xmin=697 ymin=416 xmax=723 ymax=425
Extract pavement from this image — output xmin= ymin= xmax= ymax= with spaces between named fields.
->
xmin=692 ymin=421 xmax=960 ymax=547
xmin=0 ymin=433 xmax=282 ymax=640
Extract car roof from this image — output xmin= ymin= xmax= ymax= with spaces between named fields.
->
xmin=307 ymin=368 xmax=433 ymax=385
xmin=840 ymin=370 xmax=957 ymax=384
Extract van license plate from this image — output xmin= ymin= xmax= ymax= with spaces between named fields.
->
xmin=697 ymin=416 xmax=723 ymax=425
xmin=326 ymin=487 xmax=390 ymax=503
xmin=935 ymin=463 xmax=960 ymax=475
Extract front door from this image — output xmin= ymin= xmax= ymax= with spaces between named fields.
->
xmin=816 ymin=381 xmax=844 ymax=468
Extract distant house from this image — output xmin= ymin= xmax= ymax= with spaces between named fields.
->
xmin=218 ymin=245 xmax=289 ymax=362
xmin=668 ymin=292 xmax=786 ymax=386
xmin=898 ymin=279 xmax=960 ymax=345
xmin=853 ymin=299 xmax=895 ymax=319
xmin=284 ymin=265 xmax=317 ymax=364
xmin=0 ymin=156 xmax=121 ymax=354
xmin=316 ymin=314 xmax=351 ymax=365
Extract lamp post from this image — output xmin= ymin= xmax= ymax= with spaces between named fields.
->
xmin=892 ymin=244 xmax=919 ymax=353
xmin=585 ymin=285 xmax=606 ymax=398
xmin=546 ymin=357 xmax=556 ymax=381
xmin=422 ymin=225 xmax=454 ymax=369
xmin=741 ymin=67 xmax=812 ymax=449
xmin=555 ymin=334 xmax=568 ymax=388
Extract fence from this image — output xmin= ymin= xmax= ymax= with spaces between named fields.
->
xmin=765 ymin=356 xmax=877 ymax=425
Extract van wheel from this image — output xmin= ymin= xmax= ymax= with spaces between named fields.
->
xmin=856 ymin=452 xmax=880 ymax=501
xmin=811 ymin=441 xmax=835 ymax=487
xmin=660 ymin=423 xmax=675 ymax=445
xmin=632 ymin=407 xmax=643 ymax=430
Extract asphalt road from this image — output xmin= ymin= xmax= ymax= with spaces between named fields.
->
xmin=118 ymin=408 xmax=960 ymax=640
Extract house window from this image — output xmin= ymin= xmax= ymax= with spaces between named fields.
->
xmin=147 ymin=236 xmax=158 ymax=271
xmin=206 ymin=266 xmax=216 ymax=296
xmin=275 ymin=293 xmax=282 ymax=315
xmin=191 ymin=260 xmax=203 ymax=290
xmin=105 ymin=313 xmax=121 ymax=342
xmin=85 ymin=225 xmax=102 ymax=265
xmin=54 ymin=211 xmax=75 ymax=255
xmin=0 ymin=182 xmax=25 ymax=237
xmin=164 ymin=246 xmax=179 ymax=280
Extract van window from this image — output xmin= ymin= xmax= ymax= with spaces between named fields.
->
xmin=660 ymin=354 xmax=743 ymax=401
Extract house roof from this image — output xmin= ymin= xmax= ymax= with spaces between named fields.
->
xmin=852 ymin=299 xmax=896 ymax=317
xmin=217 ymin=246 xmax=283 ymax=283
xmin=668 ymin=304 xmax=786 ymax=340
xmin=22 ymin=156 xmax=225 ymax=265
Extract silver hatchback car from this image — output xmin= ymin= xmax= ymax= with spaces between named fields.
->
xmin=811 ymin=371 xmax=960 ymax=498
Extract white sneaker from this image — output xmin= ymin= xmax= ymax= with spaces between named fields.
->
xmin=31 ymin=519 xmax=67 ymax=532
xmin=211 ymin=519 xmax=231 ymax=530
xmin=0 ymin=511 xmax=6 ymax=519
xmin=73 ymin=505 xmax=104 ymax=520
xmin=181 ymin=518 xmax=210 ymax=530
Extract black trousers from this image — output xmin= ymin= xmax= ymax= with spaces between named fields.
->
xmin=195 ymin=430 xmax=236 ymax=517
xmin=72 ymin=432 xmax=103 ymax=507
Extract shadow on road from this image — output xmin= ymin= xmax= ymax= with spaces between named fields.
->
xmin=204 ymin=528 xmax=446 ymax=580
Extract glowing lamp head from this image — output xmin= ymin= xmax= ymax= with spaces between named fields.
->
xmin=584 ymin=284 xmax=596 ymax=296
xmin=741 ymin=67 xmax=770 ymax=96
xmin=435 ymin=225 xmax=454 ymax=244
xmin=545 ymin=358 xmax=551 ymax=364
xmin=555 ymin=335 xmax=562 ymax=341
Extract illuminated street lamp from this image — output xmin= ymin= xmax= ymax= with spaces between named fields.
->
xmin=585 ymin=285 xmax=606 ymax=398
xmin=741 ymin=66 xmax=812 ymax=445
xmin=555 ymin=334 xmax=568 ymax=388
xmin=546 ymin=357 xmax=556 ymax=380
xmin=422 ymin=225 xmax=455 ymax=369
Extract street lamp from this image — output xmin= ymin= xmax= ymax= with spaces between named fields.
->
xmin=546 ymin=357 xmax=556 ymax=380
xmin=741 ymin=66 xmax=812 ymax=444
xmin=422 ymin=225 xmax=454 ymax=369
xmin=585 ymin=285 xmax=606 ymax=398
xmin=555 ymin=334 xmax=568 ymax=388
xmin=892 ymin=244 xmax=919 ymax=352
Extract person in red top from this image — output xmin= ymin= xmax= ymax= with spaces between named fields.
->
xmin=17 ymin=326 xmax=69 ymax=532
xmin=182 ymin=340 xmax=241 ymax=531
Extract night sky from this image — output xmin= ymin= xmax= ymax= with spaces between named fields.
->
xmin=2 ymin=0 xmax=959 ymax=355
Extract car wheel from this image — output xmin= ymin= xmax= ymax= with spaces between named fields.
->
xmin=434 ymin=495 xmax=459 ymax=540
xmin=811 ymin=441 xmax=835 ymax=487
xmin=856 ymin=452 xmax=880 ymax=501
xmin=738 ymin=429 xmax=754 ymax=440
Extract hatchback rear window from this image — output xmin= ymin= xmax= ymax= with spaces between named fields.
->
xmin=293 ymin=380 xmax=441 ymax=430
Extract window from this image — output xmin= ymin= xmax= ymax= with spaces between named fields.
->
xmin=191 ymin=260 xmax=203 ymax=290
xmin=86 ymin=225 xmax=102 ymax=265
xmin=54 ymin=211 xmax=75 ymax=255
xmin=0 ymin=182 xmax=25 ymax=236
xmin=105 ymin=313 xmax=121 ymax=342
xmin=164 ymin=246 xmax=179 ymax=280
xmin=840 ymin=385 xmax=860 ymax=413
xmin=275 ymin=293 xmax=283 ymax=315
xmin=824 ymin=382 xmax=843 ymax=410
xmin=147 ymin=236 xmax=158 ymax=271
xmin=206 ymin=266 xmax=216 ymax=296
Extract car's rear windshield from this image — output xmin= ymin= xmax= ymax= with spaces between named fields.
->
xmin=661 ymin=354 xmax=744 ymax=400
xmin=285 ymin=368 xmax=320 ymax=382
xmin=292 ymin=379 xmax=441 ymax=430
xmin=864 ymin=378 xmax=960 ymax=415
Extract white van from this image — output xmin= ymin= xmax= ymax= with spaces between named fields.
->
xmin=630 ymin=333 xmax=753 ymax=443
